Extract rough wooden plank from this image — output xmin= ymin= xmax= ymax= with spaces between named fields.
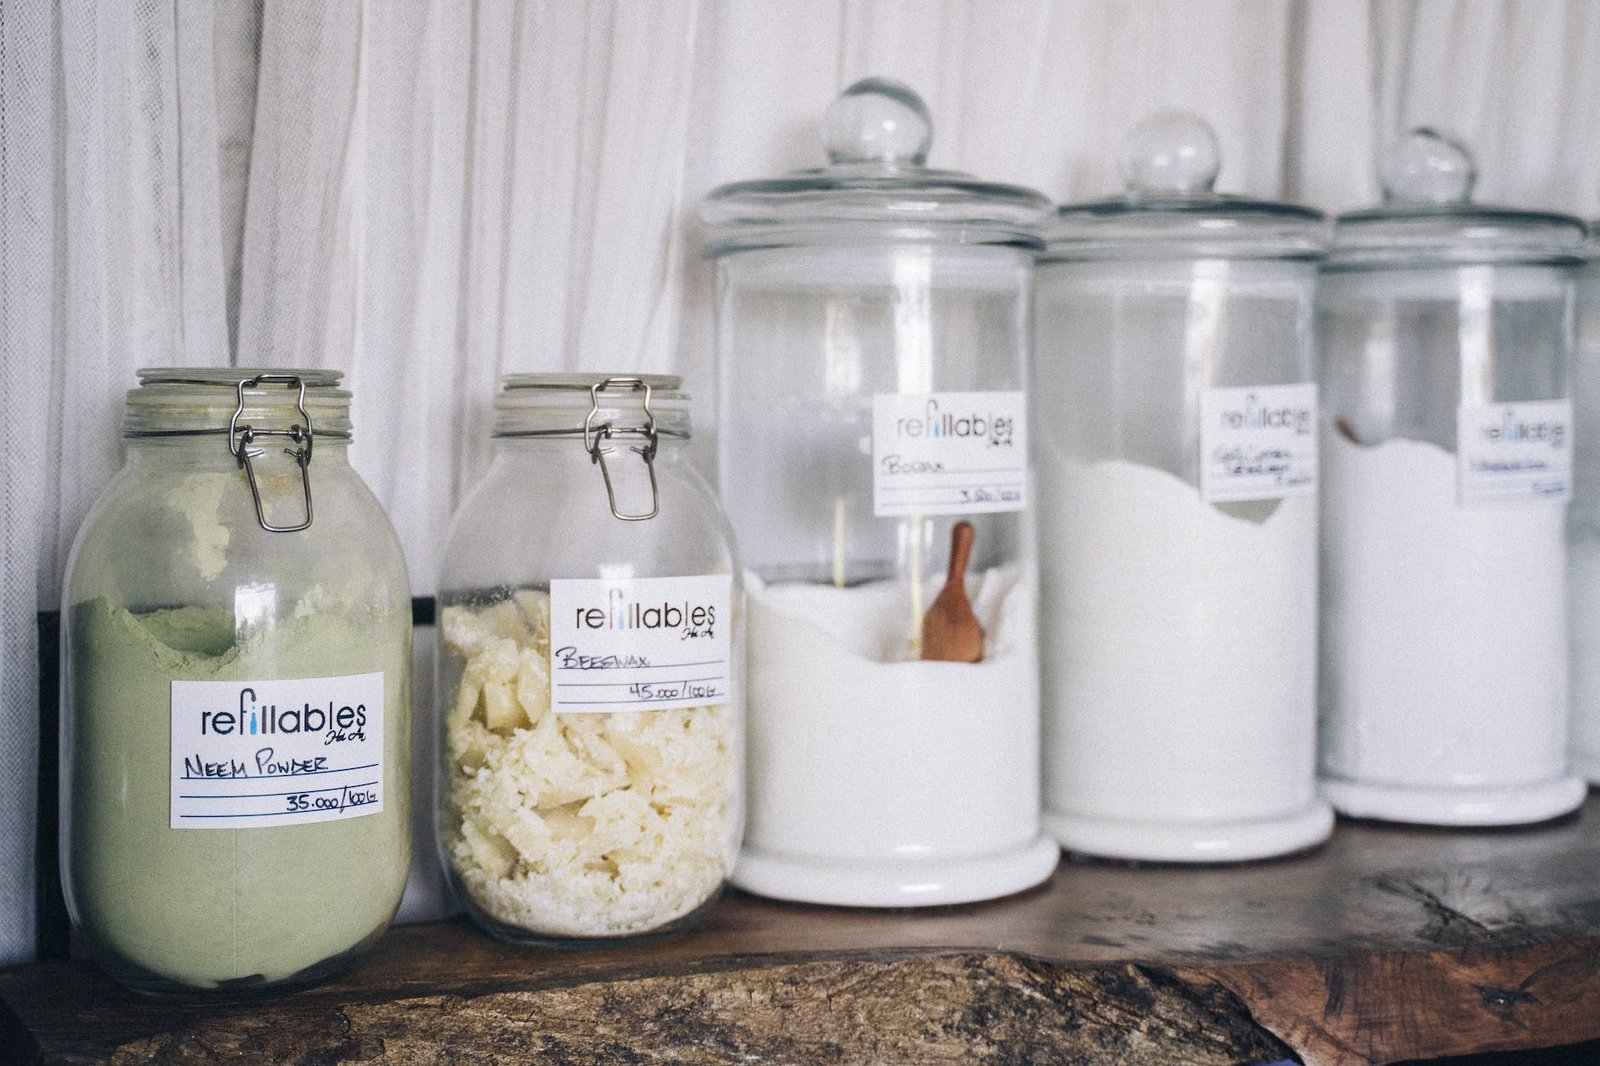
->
xmin=1216 ymin=939 xmax=1600 ymax=1066
xmin=84 ymin=955 xmax=1294 ymax=1066
xmin=7 ymin=801 xmax=1600 ymax=1063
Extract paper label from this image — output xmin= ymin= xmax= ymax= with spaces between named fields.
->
xmin=170 ymin=672 xmax=384 ymax=829
xmin=1198 ymin=384 xmax=1319 ymax=503
xmin=549 ymin=574 xmax=733 ymax=713
xmin=872 ymin=391 xmax=1028 ymax=516
xmin=1456 ymin=399 xmax=1573 ymax=506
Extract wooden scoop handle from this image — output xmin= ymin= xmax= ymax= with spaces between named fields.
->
xmin=946 ymin=520 xmax=975 ymax=587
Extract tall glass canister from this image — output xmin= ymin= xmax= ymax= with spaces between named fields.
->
xmin=701 ymin=77 xmax=1059 ymax=906
xmin=1319 ymin=129 xmax=1587 ymax=824
xmin=1036 ymin=112 xmax=1334 ymax=862
xmin=61 ymin=370 xmax=411 ymax=994
xmin=1568 ymin=223 xmax=1600 ymax=781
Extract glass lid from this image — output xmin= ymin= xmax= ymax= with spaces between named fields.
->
xmin=700 ymin=77 xmax=1050 ymax=254
xmin=1329 ymin=128 xmax=1586 ymax=268
xmin=1043 ymin=111 xmax=1325 ymax=261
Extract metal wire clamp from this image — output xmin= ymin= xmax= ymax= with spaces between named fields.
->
xmin=229 ymin=374 xmax=315 ymax=533
xmin=584 ymin=377 xmax=660 ymax=522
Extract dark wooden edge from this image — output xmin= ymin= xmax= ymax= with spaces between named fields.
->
xmin=7 ymin=930 xmax=1600 ymax=1064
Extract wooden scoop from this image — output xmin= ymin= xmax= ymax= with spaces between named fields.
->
xmin=921 ymin=521 xmax=983 ymax=663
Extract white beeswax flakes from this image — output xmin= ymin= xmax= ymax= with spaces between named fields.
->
xmin=441 ymin=593 xmax=734 ymax=938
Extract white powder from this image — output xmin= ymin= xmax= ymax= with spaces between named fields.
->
xmin=1569 ymin=532 xmax=1600 ymax=780
xmin=1320 ymin=426 xmax=1569 ymax=790
xmin=742 ymin=565 xmax=1041 ymax=866
xmin=1039 ymin=459 xmax=1318 ymax=831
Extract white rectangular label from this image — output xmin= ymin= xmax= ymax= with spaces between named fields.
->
xmin=1457 ymin=399 xmax=1573 ymax=506
xmin=1198 ymin=383 xmax=1318 ymax=503
xmin=549 ymin=574 xmax=733 ymax=714
xmin=170 ymin=672 xmax=384 ymax=830
xmin=872 ymin=391 xmax=1028 ymax=517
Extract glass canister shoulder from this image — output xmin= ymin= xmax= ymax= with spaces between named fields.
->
xmin=436 ymin=375 xmax=743 ymax=945
xmin=60 ymin=369 xmax=412 ymax=995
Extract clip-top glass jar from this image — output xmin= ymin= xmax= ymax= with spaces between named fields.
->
xmin=701 ymin=78 xmax=1059 ymax=906
xmin=1035 ymin=111 xmax=1334 ymax=861
xmin=1568 ymin=221 xmax=1600 ymax=781
xmin=1319 ymin=129 xmax=1587 ymax=824
xmin=61 ymin=369 xmax=412 ymax=994
xmin=436 ymin=375 xmax=742 ymax=944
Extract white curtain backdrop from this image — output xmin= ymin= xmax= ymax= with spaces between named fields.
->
xmin=4 ymin=0 xmax=1598 ymax=963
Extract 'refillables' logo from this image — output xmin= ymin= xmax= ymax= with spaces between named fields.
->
xmin=1482 ymin=408 xmax=1566 ymax=449
xmin=200 ymin=686 xmax=368 ymax=737
xmin=895 ymin=398 xmax=1015 ymax=448
xmin=572 ymin=586 xmax=716 ymax=632
xmin=1217 ymin=393 xmax=1313 ymax=436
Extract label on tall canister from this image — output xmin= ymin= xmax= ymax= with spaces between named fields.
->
xmin=1198 ymin=383 xmax=1319 ymax=503
xmin=871 ymin=391 xmax=1028 ymax=517
xmin=1456 ymin=399 xmax=1572 ymax=507
xmin=169 ymin=673 xmax=385 ymax=829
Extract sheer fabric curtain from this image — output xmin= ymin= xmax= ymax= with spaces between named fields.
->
xmin=4 ymin=0 xmax=1598 ymax=963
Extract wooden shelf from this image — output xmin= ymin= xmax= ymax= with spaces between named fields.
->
xmin=7 ymin=797 xmax=1600 ymax=1064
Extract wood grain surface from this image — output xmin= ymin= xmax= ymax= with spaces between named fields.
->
xmin=5 ymin=799 xmax=1600 ymax=1064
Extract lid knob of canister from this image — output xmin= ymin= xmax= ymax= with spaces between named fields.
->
xmin=1120 ymin=110 xmax=1221 ymax=197
xmin=823 ymin=77 xmax=933 ymax=167
xmin=1380 ymin=127 xmax=1476 ymax=205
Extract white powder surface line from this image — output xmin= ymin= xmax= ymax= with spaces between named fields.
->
xmin=1039 ymin=456 xmax=1323 ymax=847
xmin=1319 ymin=425 xmax=1575 ymax=807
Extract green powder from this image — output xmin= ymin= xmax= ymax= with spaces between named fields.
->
xmin=67 ymin=596 xmax=411 ymax=991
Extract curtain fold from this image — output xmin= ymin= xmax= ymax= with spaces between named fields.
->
xmin=4 ymin=0 xmax=1600 ymax=963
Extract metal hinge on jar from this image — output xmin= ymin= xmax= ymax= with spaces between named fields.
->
xmin=583 ymin=377 xmax=660 ymax=522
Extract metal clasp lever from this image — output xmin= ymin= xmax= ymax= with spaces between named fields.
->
xmin=584 ymin=377 xmax=659 ymax=522
xmin=229 ymin=374 xmax=314 ymax=533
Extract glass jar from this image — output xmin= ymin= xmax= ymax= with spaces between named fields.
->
xmin=1568 ymin=223 xmax=1600 ymax=782
xmin=1035 ymin=111 xmax=1333 ymax=861
xmin=1319 ymin=129 xmax=1587 ymax=825
xmin=701 ymin=77 xmax=1058 ymax=907
xmin=436 ymin=375 xmax=742 ymax=945
xmin=60 ymin=369 xmax=412 ymax=995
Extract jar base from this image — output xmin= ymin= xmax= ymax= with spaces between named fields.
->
xmin=457 ymin=890 xmax=721 ymax=949
xmin=1320 ymin=775 xmax=1587 ymax=826
xmin=87 ymin=923 xmax=386 ymax=998
xmin=1569 ymin=750 xmax=1600 ymax=786
xmin=1043 ymin=803 xmax=1333 ymax=863
xmin=730 ymin=834 xmax=1059 ymax=907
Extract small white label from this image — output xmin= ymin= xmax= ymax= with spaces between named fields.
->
xmin=872 ymin=391 xmax=1028 ymax=517
xmin=1198 ymin=384 xmax=1318 ymax=503
xmin=170 ymin=673 xmax=384 ymax=829
xmin=1457 ymin=399 xmax=1573 ymax=507
xmin=549 ymin=574 xmax=733 ymax=714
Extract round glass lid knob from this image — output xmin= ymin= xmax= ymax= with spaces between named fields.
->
xmin=823 ymin=76 xmax=933 ymax=166
xmin=1120 ymin=110 xmax=1221 ymax=196
xmin=1381 ymin=127 xmax=1476 ymax=204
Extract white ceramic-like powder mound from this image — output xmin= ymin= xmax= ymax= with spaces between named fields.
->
xmin=1320 ymin=426 xmax=1568 ymax=789
xmin=1569 ymin=533 xmax=1600 ymax=779
xmin=744 ymin=565 xmax=1039 ymax=862
xmin=1039 ymin=457 xmax=1317 ymax=826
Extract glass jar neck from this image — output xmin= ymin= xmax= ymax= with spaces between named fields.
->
xmin=491 ymin=375 xmax=691 ymax=441
xmin=123 ymin=368 xmax=354 ymax=440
